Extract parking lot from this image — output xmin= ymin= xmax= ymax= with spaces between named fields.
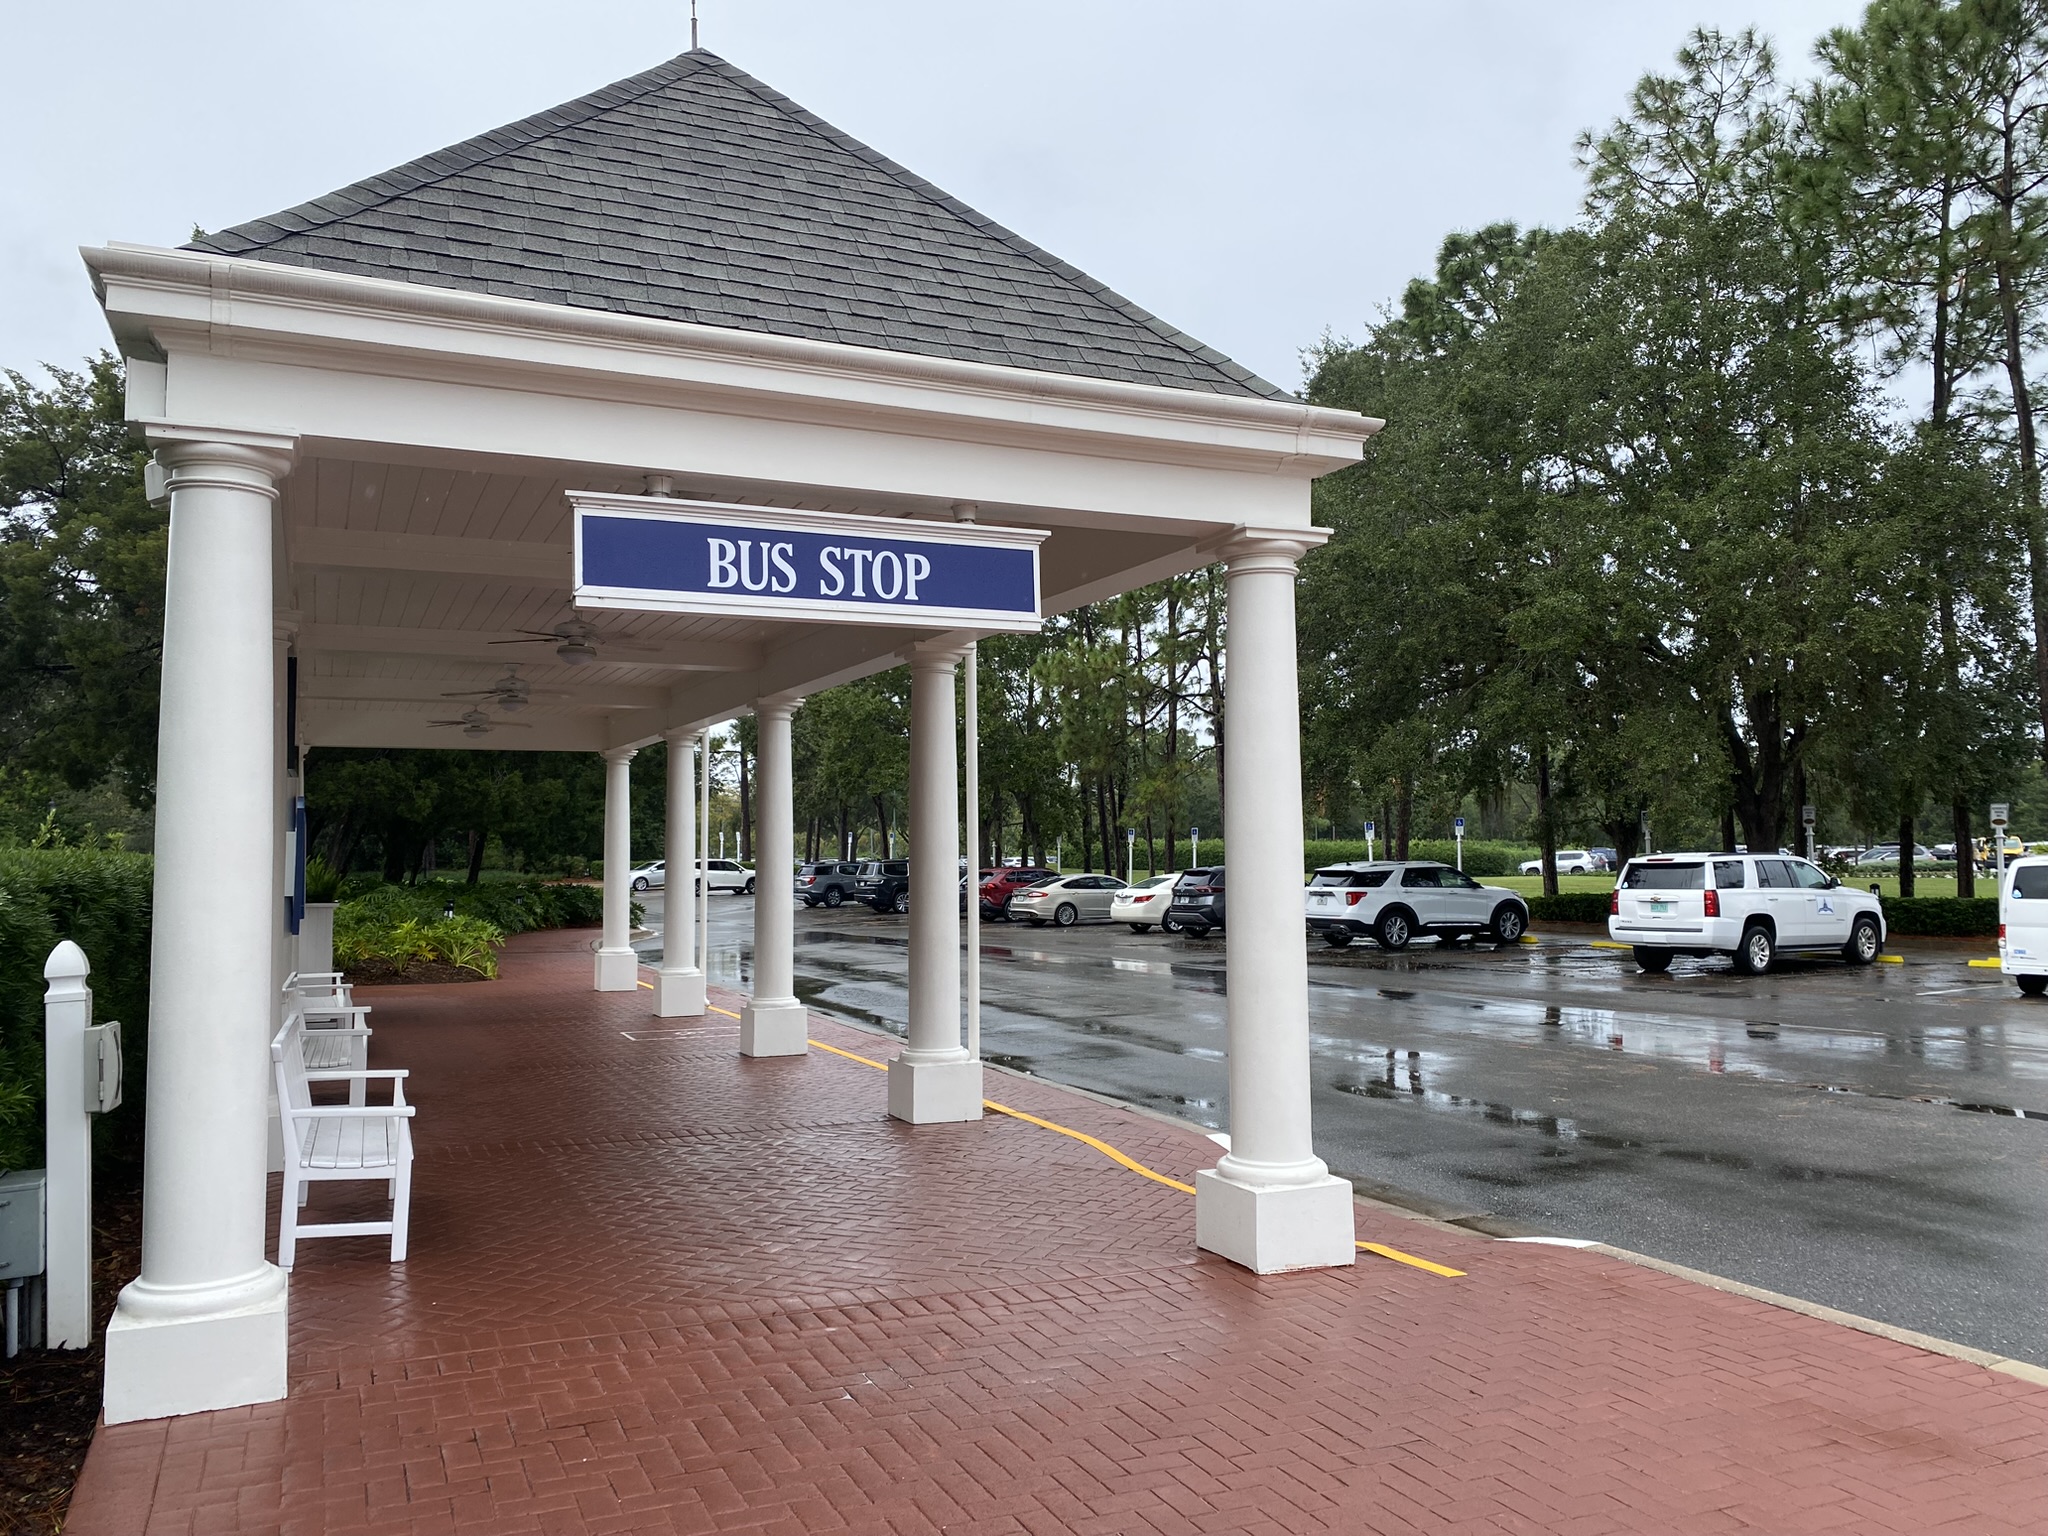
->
xmin=639 ymin=889 xmax=2048 ymax=1366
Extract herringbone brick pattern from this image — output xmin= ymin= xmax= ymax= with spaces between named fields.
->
xmin=67 ymin=930 xmax=2048 ymax=1534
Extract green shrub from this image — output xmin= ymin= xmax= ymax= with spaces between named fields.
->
xmin=1528 ymin=892 xmax=1614 ymax=924
xmin=330 ymin=876 xmax=607 ymax=978
xmin=0 ymin=850 xmax=154 ymax=1171
xmin=333 ymin=908 xmax=505 ymax=977
xmin=304 ymin=854 xmax=343 ymax=903
xmin=1883 ymin=897 xmax=1997 ymax=938
xmin=1139 ymin=839 xmax=1542 ymax=878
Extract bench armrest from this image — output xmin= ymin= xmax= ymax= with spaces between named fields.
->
xmin=306 ymin=1068 xmax=408 ymax=1080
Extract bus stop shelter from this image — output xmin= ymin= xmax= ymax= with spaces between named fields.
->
xmin=83 ymin=48 xmax=1379 ymax=1423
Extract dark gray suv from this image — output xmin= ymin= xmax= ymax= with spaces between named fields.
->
xmin=795 ymin=861 xmax=862 ymax=907
xmin=1167 ymin=867 xmax=1225 ymax=936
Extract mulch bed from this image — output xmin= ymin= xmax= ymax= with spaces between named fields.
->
xmin=343 ymin=958 xmax=491 ymax=986
xmin=0 ymin=1174 xmax=142 ymax=1534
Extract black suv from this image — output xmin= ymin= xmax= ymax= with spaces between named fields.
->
xmin=794 ymin=861 xmax=863 ymax=907
xmin=853 ymin=860 xmax=911 ymax=914
xmin=1167 ymin=867 xmax=1226 ymax=936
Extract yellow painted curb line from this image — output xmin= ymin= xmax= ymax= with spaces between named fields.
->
xmin=1967 ymin=958 xmax=2002 ymax=968
xmin=1879 ymin=955 xmax=1904 ymax=964
xmin=709 ymin=1006 xmax=1465 ymax=1277
xmin=1589 ymin=940 xmax=1631 ymax=951
xmin=1519 ymin=935 xmax=1539 ymax=945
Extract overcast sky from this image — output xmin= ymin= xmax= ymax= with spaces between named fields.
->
xmin=6 ymin=0 xmax=1872 ymax=392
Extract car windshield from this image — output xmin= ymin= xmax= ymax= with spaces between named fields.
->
xmin=1621 ymin=862 xmax=1705 ymax=890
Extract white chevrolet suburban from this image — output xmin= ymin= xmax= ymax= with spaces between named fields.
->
xmin=1609 ymin=853 xmax=1885 ymax=974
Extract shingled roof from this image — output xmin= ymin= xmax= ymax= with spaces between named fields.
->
xmin=189 ymin=51 xmax=1284 ymax=399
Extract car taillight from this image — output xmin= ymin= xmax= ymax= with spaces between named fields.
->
xmin=1703 ymin=890 xmax=1719 ymax=918
xmin=1346 ymin=890 xmax=1369 ymax=905
xmin=2001 ymin=922 xmax=2007 ymax=939
xmin=1610 ymin=890 xmax=1620 ymax=914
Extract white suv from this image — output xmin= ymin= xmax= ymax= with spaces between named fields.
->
xmin=1610 ymin=853 xmax=1885 ymax=974
xmin=1304 ymin=861 xmax=1529 ymax=950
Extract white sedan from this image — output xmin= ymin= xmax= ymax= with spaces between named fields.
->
xmin=1518 ymin=850 xmax=1599 ymax=875
xmin=627 ymin=858 xmax=755 ymax=894
xmin=1110 ymin=874 xmax=1182 ymax=933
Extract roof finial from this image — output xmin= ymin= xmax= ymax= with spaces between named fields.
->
xmin=690 ymin=0 xmax=699 ymax=49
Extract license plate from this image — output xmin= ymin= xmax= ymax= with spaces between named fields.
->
xmin=1649 ymin=899 xmax=1672 ymax=913
xmin=1310 ymin=893 xmax=1333 ymax=907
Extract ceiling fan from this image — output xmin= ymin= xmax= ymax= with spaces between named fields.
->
xmin=427 ymin=708 xmax=534 ymax=738
xmin=437 ymin=665 xmax=569 ymax=714
xmin=489 ymin=617 xmax=662 ymax=668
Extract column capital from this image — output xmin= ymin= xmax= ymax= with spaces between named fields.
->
xmin=1213 ymin=526 xmax=1332 ymax=573
xmin=663 ymin=725 xmax=695 ymax=746
xmin=755 ymin=693 xmax=803 ymax=720
xmin=150 ymin=430 xmax=296 ymax=497
xmin=909 ymin=638 xmax=969 ymax=670
xmin=601 ymin=745 xmax=639 ymax=764
xmin=273 ymin=610 xmax=302 ymax=644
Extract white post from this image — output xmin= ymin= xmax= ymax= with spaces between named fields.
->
xmin=698 ymin=729 xmax=712 ymax=979
xmin=595 ymin=747 xmax=638 ymax=991
xmin=656 ymin=729 xmax=705 ymax=1016
xmin=964 ymin=642 xmax=982 ymax=1062
xmin=43 ymin=941 xmax=93 ymax=1349
xmin=890 ymin=644 xmax=981 ymax=1122
xmin=741 ymin=699 xmax=807 ymax=1055
xmin=104 ymin=437 xmax=291 ymax=1424
xmin=1126 ymin=829 xmax=1136 ymax=885
xmin=1195 ymin=531 xmax=1355 ymax=1274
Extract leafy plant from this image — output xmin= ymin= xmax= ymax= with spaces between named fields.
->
xmin=304 ymin=854 xmax=343 ymax=904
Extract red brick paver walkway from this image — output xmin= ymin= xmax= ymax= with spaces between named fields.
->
xmin=68 ymin=931 xmax=2048 ymax=1534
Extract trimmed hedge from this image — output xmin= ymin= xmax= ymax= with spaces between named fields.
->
xmin=1883 ymin=897 xmax=1997 ymax=938
xmin=1527 ymin=893 xmax=1614 ymax=924
xmin=0 ymin=850 xmax=153 ymax=1170
xmin=1137 ymin=839 xmax=1542 ymax=878
xmin=337 ymin=877 xmax=606 ymax=934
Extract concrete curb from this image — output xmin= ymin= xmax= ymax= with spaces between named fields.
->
xmin=1587 ymin=1243 xmax=2048 ymax=1389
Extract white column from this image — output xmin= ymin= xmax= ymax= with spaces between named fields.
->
xmin=888 ymin=644 xmax=982 ymax=1123
xmin=655 ymin=729 xmax=705 ymax=1016
xmin=265 ymin=623 xmax=294 ymax=1175
xmin=104 ymin=437 xmax=292 ymax=1424
xmin=698 ymin=728 xmax=712 ymax=979
xmin=741 ymin=698 xmax=807 ymax=1055
xmin=1195 ymin=532 xmax=1355 ymax=1274
xmin=595 ymin=747 xmax=639 ymax=990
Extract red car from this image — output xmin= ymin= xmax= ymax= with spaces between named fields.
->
xmin=978 ymin=867 xmax=1059 ymax=921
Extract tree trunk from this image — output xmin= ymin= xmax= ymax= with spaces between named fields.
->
xmin=1394 ymin=780 xmax=1412 ymax=862
xmin=1954 ymin=799 xmax=1976 ymax=898
xmin=466 ymin=828 xmax=486 ymax=885
xmin=1994 ymin=223 xmax=2048 ymax=760
xmin=1720 ymin=808 xmax=1737 ymax=855
xmin=1898 ymin=813 xmax=1917 ymax=899
xmin=1536 ymin=744 xmax=1559 ymax=899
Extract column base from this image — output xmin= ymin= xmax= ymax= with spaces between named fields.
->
xmin=102 ymin=1281 xmax=289 ymax=1424
xmin=654 ymin=967 xmax=707 ymax=1018
xmin=739 ymin=997 xmax=809 ymax=1057
xmin=887 ymin=1055 xmax=984 ymax=1124
xmin=1195 ymin=1168 xmax=1357 ymax=1274
xmin=594 ymin=947 xmax=638 ymax=992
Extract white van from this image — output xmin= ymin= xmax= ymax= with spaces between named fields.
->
xmin=1998 ymin=855 xmax=2048 ymax=996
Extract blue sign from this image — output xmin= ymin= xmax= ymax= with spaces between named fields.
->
xmin=571 ymin=494 xmax=1046 ymax=630
xmin=1454 ymin=817 xmax=1466 ymax=833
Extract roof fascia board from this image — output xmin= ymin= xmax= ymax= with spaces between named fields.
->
xmin=88 ymin=245 xmax=1380 ymax=476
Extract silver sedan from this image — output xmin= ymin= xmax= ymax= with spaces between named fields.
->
xmin=1009 ymin=874 xmax=1129 ymax=927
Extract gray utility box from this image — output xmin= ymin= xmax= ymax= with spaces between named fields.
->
xmin=0 ymin=1168 xmax=45 ymax=1281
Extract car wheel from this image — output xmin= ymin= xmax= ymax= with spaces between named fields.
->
xmin=1844 ymin=915 xmax=1880 ymax=966
xmin=2019 ymin=975 xmax=2048 ymax=998
xmin=1491 ymin=904 xmax=1528 ymax=945
xmin=1375 ymin=910 xmax=1412 ymax=952
xmin=694 ymin=880 xmax=704 ymax=897
xmin=1054 ymin=903 xmax=1079 ymax=927
xmin=1322 ymin=931 xmax=1354 ymax=949
xmin=1633 ymin=946 xmax=1673 ymax=973
xmin=1735 ymin=923 xmax=1775 ymax=976
xmin=891 ymin=890 xmax=910 ymax=915
xmin=823 ymin=887 xmax=844 ymax=908
xmin=1128 ymin=923 xmax=1152 ymax=934
xmin=632 ymin=876 xmax=650 ymax=892
xmin=1161 ymin=914 xmax=1183 ymax=934
xmin=743 ymin=878 xmax=756 ymax=894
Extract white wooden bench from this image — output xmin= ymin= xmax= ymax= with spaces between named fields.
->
xmin=271 ymin=1015 xmax=415 ymax=1270
xmin=282 ymin=974 xmax=373 ymax=1104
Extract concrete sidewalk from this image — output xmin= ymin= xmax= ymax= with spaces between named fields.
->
xmin=67 ymin=930 xmax=2048 ymax=1534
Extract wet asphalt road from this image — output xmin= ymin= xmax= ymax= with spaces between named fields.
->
xmin=637 ymin=890 xmax=2048 ymax=1365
